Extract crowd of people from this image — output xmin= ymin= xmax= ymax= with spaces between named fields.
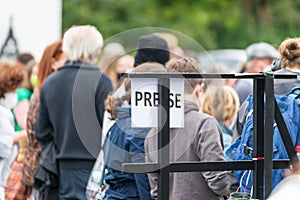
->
xmin=1 ymin=24 xmax=300 ymax=200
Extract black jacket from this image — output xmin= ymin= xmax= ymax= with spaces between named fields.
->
xmin=34 ymin=140 xmax=58 ymax=200
xmin=35 ymin=61 xmax=113 ymax=170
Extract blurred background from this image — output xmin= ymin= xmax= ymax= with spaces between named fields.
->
xmin=62 ymin=0 xmax=300 ymax=49
xmin=1 ymin=0 xmax=300 ymax=70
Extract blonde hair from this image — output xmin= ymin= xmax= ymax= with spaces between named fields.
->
xmin=201 ymin=85 xmax=240 ymax=122
xmin=98 ymin=43 xmax=125 ymax=88
xmin=279 ymin=38 xmax=300 ymax=69
xmin=62 ymin=25 xmax=103 ymax=61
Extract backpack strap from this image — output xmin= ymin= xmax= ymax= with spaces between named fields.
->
xmin=287 ymin=87 xmax=300 ymax=99
xmin=274 ymin=99 xmax=299 ymax=170
xmin=225 ymin=137 xmax=241 ymax=161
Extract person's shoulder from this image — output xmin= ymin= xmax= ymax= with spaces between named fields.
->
xmin=39 ymin=70 xmax=65 ymax=96
xmin=43 ymin=63 xmax=74 ymax=83
xmin=274 ymin=69 xmax=295 ymax=74
xmin=115 ymin=116 xmax=149 ymax=138
xmin=98 ymin=70 xmax=112 ymax=82
xmin=96 ymin=71 xmax=113 ymax=92
xmin=268 ymin=174 xmax=300 ymax=199
xmin=41 ymin=71 xmax=59 ymax=87
xmin=186 ymin=109 xmax=219 ymax=132
xmin=187 ymin=106 xmax=215 ymax=121
xmin=197 ymin=112 xmax=219 ymax=125
xmin=184 ymin=100 xmax=217 ymax=123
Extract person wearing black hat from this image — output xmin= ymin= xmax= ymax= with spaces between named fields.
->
xmin=101 ymin=34 xmax=170 ymax=139
xmin=134 ymin=34 xmax=170 ymax=67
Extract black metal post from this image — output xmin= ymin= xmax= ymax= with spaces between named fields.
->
xmin=264 ymin=73 xmax=275 ymax=197
xmin=157 ymin=78 xmax=170 ymax=200
xmin=253 ymin=77 xmax=265 ymax=199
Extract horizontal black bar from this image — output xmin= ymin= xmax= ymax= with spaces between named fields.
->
xmin=122 ymin=72 xmax=297 ymax=79
xmin=122 ymin=160 xmax=290 ymax=173
xmin=169 ymin=161 xmax=254 ymax=171
xmin=122 ymin=72 xmax=261 ymax=79
xmin=264 ymin=71 xmax=299 ymax=78
xmin=121 ymin=72 xmax=296 ymax=79
xmin=273 ymin=159 xmax=291 ymax=169
xmin=168 ymin=160 xmax=290 ymax=172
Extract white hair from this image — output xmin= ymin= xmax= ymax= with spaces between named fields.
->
xmin=62 ymin=25 xmax=103 ymax=61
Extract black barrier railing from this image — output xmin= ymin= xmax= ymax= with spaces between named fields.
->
xmin=264 ymin=73 xmax=274 ymax=197
xmin=121 ymin=72 xmax=297 ymax=200
xmin=253 ymin=76 xmax=265 ymax=198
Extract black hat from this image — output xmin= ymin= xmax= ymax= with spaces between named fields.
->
xmin=134 ymin=34 xmax=170 ymax=67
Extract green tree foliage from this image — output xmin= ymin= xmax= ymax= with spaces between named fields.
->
xmin=62 ymin=0 xmax=300 ymax=50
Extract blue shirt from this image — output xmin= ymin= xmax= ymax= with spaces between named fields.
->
xmin=218 ymin=121 xmax=233 ymax=151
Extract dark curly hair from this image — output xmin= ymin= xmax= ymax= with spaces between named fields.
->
xmin=0 ymin=61 xmax=24 ymax=98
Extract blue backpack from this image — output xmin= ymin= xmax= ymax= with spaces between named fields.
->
xmin=226 ymin=87 xmax=300 ymax=195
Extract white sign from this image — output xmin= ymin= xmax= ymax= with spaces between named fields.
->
xmin=131 ymin=78 xmax=184 ymax=128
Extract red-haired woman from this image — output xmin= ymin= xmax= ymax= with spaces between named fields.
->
xmin=21 ymin=40 xmax=66 ymax=199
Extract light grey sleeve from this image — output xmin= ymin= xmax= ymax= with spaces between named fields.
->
xmin=197 ymin=117 xmax=230 ymax=196
xmin=145 ymin=129 xmax=158 ymax=200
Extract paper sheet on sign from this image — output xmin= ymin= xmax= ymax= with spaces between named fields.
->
xmin=131 ymin=78 xmax=184 ymax=128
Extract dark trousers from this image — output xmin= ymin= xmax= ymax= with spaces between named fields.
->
xmin=58 ymin=169 xmax=90 ymax=200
